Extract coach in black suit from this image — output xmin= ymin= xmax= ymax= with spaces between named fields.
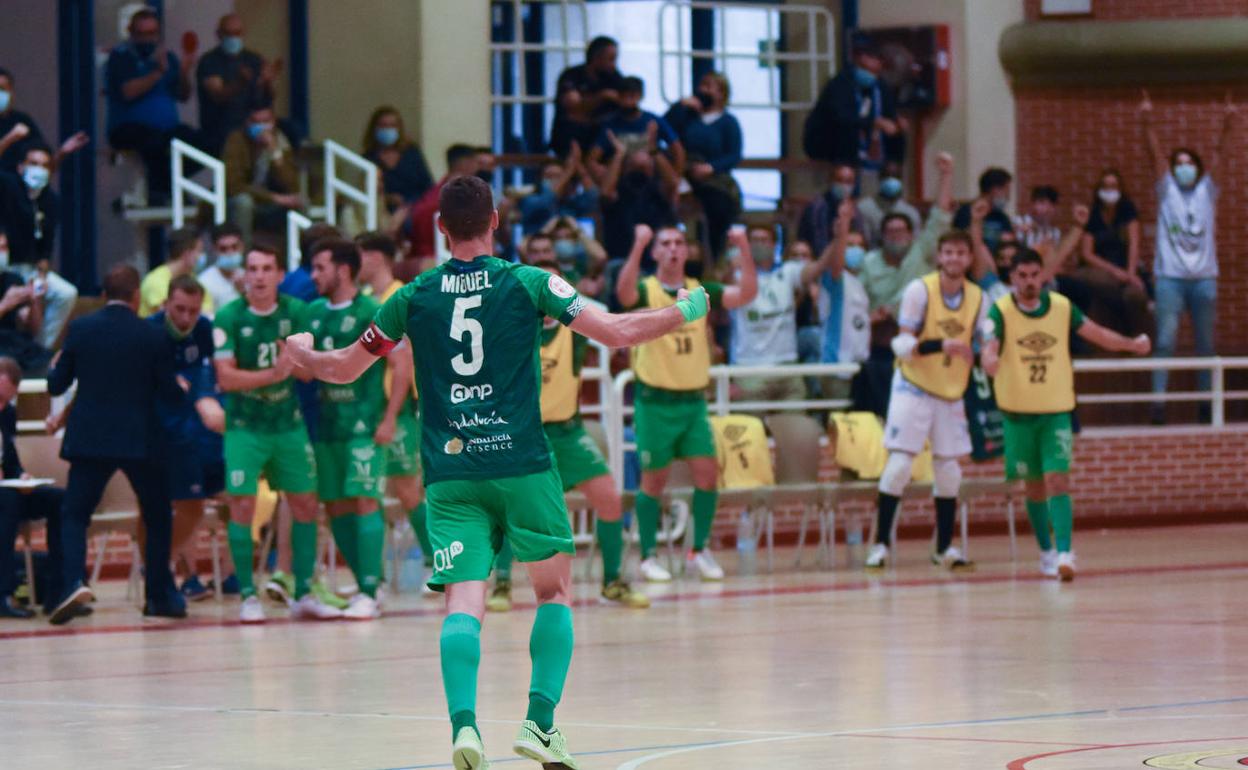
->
xmin=47 ymin=265 xmax=187 ymax=624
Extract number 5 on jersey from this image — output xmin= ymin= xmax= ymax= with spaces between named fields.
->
xmin=451 ymin=296 xmax=484 ymax=376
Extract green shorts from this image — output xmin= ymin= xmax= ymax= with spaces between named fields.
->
xmin=634 ymin=394 xmax=715 ymax=471
xmin=424 ymin=467 xmax=573 ymax=590
xmin=224 ymin=427 xmax=316 ymax=496
xmin=314 ymin=438 xmax=383 ymax=502
xmin=384 ymin=409 xmax=422 ymax=478
xmin=1002 ymin=412 xmax=1074 ymax=481
xmin=545 ymin=419 xmax=610 ymax=492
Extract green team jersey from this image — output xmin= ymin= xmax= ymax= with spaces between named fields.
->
xmin=372 ymin=255 xmax=586 ymax=484
xmin=213 ymin=295 xmax=309 ymax=433
xmin=309 ymin=292 xmax=386 ymax=441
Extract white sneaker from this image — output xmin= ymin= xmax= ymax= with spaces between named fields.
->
xmin=1057 ymin=552 xmax=1076 ymax=582
xmin=639 ymin=557 xmax=672 ymax=583
xmin=865 ymin=543 xmax=889 ymax=571
xmin=239 ymin=595 xmax=266 ymax=625
xmin=1039 ymin=549 xmax=1059 ymax=577
xmin=290 ymin=593 xmax=344 ymax=620
xmin=933 ymin=545 xmax=976 ymax=572
xmin=343 ymin=593 xmax=381 ymax=620
xmin=689 ymin=550 xmax=724 ymax=581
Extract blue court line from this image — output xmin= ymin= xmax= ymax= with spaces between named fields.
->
xmin=379 ymin=739 xmax=734 ymax=770
xmin=1117 ymin=696 xmax=1248 ymax=712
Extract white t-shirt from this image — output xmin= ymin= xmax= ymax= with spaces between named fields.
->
xmin=1155 ymin=174 xmax=1218 ymax=279
xmin=197 ymin=266 xmax=241 ymax=317
xmin=730 ymin=261 xmax=803 ymax=365
xmin=819 ymin=269 xmax=870 ymax=367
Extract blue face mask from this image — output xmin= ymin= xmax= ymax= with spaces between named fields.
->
xmin=1173 ymin=163 xmax=1198 ymax=188
xmin=221 ymin=36 xmax=244 ymax=56
xmin=22 ymin=165 xmax=49 ymax=192
xmin=854 ymin=66 xmax=878 ymax=89
xmin=832 ymin=182 xmax=854 ymax=201
xmin=879 ymin=176 xmax=904 ymax=200
xmin=0 ymin=90 xmax=10 ymax=113
xmin=194 ymin=251 xmax=208 ymax=273
xmin=374 ymin=126 xmax=399 ymax=146
xmin=844 ymin=245 xmax=866 ymax=271
xmin=553 ymin=239 xmax=580 ymax=263
xmin=215 ymin=252 xmax=243 ymax=271
xmin=246 ymin=122 xmax=270 ymax=141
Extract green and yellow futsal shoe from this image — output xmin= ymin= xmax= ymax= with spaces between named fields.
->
xmin=452 ymin=726 xmax=489 ymax=770
xmin=513 ymin=720 xmax=579 ymax=769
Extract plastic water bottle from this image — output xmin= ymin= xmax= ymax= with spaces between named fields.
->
xmin=399 ymin=546 xmax=425 ymax=591
xmin=847 ymin=520 xmax=864 ymax=547
xmin=737 ymin=511 xmax=757 ymax=576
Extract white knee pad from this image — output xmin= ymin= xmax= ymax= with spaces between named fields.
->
xmin=933 ymin=456 xmax=962 ymax=498
xmin=878 ymin=452 xmax=914 ymax=497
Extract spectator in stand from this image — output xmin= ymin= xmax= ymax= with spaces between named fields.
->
xmin=139 ymin=227 xmax=212 ymax=318
xmin=664 ymin=72 xmax=742 ymax=262
xmin=196 ymin=13 xmax=281 ymax=155
xmin=104 ymin=8 xmax=198 ymax=203
xmin=1014 ymin=185 xmax=1062 ymax=253
xmin=223 ymin=103 xmax=302 ymax=243
xmin=728 ymin=224 xmax=807 ymax=402
xmin=0 ymin=230 xmax=51 ymax=375
xmin=0 ymin=357 xmax=64 ymax=618
xmin=0 ymin=68 xmax=89 ymax=173
xmin=786 ymin=240 xmax=823 ymax=366
xmin=856 ymin=160 xmax=920 ymax=249
xmin=392 ymin=143 xmax=479 ymax=269
xmin=362 ymin=105 xmax=433 ymax=213
xmin=1140 ymin=89 xmax=1235 ymax=423
xmin=197 ymin=222 xmax=246 ymax=313
xmin=0 ymin=143 xmax=79 ymax=348
xmin=539 ymin=216 xmax=607 ymax=297
xmin=550 ymin=36 xmax=625 ymax=157
xmin=954 ymin=166 xmax=1014 ymax=253
xmin=803 ymin=35 xmax=904 ymax=171
xmin=518 ymin=150 xmax=600 ymax=235
xmin=600 ymin=132 xmax=679 ymax=263
xmin=589 ymin=76 xmax=685 ymax=175
xmin=798 ymin=162 xmax=867 ymax=259
xmin=1076 ymin=169 xmax=1152 ymax=338
xmin=800 ymin=199 xmax=870 ymax=400
xmin=280 ymin=222 xmax=340 ymax=303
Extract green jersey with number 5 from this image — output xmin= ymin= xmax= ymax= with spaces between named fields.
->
xmin=213 ymin=295 xmax=309 ymax=433
xmin=370 ymin=256 xmax=586 ymax=484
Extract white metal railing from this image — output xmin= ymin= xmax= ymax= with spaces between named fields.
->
xmin=490 ymin=0 xmax=589 ymax=107
xmin=171 ymin=139 xmax=226 ymax=228
xmin=1073 ymin=356 xmax=1248 ymax=428
xmin=323 ymin=140 xmax=378 ymax=232
xmin=286 ymin=210 xmax=314 ymax=273
xmin=658 ymin=0 xmax=836 ymax=110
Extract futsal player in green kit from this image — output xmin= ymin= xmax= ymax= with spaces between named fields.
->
xmin=285 ymin=175 xmax=710 ymax=770
xmin=213 ymin=243 xmax=340 ymax=624
xmin=307 ymin=238 xmax=416 ymax=619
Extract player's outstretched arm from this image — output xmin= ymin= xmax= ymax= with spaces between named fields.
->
xmin=1076 ymin=319 xmax=1151 ymax=356
xmin=571 ymin=288 xmax=707 ymax=349
xmin=720 ymin=227 xmax=758 ymax=309
xmin=281 ymin=332 xmax=377 ymax=385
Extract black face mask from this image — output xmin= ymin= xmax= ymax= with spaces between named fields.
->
xmin=997 ymin=265 xmax=1012 ymax=282
xmin=134 ymin=42 xmax=157 ymax=58
xmin=475 ymin=170 xmax=493 ymax=184
xmin=695 ymin=91 xmax=714 ymax=110
xmin=624 ymin=171 xmax=650 ymax=189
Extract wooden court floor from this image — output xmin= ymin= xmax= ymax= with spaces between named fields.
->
xmin=2 ymin=522 xmax=1247 ymax=769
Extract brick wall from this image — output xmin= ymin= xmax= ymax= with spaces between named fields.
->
xmin=1024 ymin=0 xmax=1248 ymax=21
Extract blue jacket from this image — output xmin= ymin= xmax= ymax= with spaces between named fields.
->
xmin=148 ymin=312 xmax=223 ymax=461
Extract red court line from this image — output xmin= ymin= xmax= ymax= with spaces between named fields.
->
xmin=842 ymin=733 xmax=1105 ymax=748
xmin=1 ymin=558 xmax=1245 ymax=644
xmin=1006 ymin=736 xmax=1248 ymax=769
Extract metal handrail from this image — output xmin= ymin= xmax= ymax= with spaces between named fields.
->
xmin=171 ymin=139 xmax=226 ymax=227
xmin=323 ymin=140 xmax=378 ymax=232
xmin=286 ymin=210 xmax=314 ymax=273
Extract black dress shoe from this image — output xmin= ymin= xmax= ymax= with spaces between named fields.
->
xmin=0 ymin=597 xmax=35 ymax=619
xmin=143 ymin=601 xmax=188 ymax=619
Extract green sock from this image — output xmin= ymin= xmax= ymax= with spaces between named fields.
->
xmin=527 ymin=603 xmax=573 ymax=732
xmin=494 ymin=538 xmax=514 ymax=581
xmin=356 ymin=509 xmax=385 ymax=597
xmin=1049 ymin=494 xmax=1074 ymax=553
xmin=635 ymin=492 xmax=660 ymax=559
xmin=226 ymin=521 xmax=255 ymax=598
xmin=290 ymin=520 xmax=318 ymax=600
xmin=408 ymin=504 xmax=434 ymax=567
xmin=692 ymin=488 xmax=718 ymax=552
xmin=596 ymin=518 xmax=623 ymax=584
xmin=328 ymin=515 xmax=360 ymax=578
xmin=1025 ymin=499 xmax=1053 ymax=551
xmin=440 ymin=613 xmax=481 ymax=740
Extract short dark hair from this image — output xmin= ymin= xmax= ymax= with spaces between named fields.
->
xmin=586 ymin=36 xmax=618 ymax=61
xmin=299 ymin=223 xmax=340 ymax=268
xmin=310 ymin=237 xmax=361 ymax=279
xmin=438 ymin=175 xmax=495 ymax=242
xmin=167 ymin=227 xmax=201 ymax=261
xmin=169 ymin=273 xmax=205 ymax=299
xmin=1011 ymin=247 xmax=1045 ymax=270
xmin=246 ymin=239 xmax=284 ymax=269
xmin=881 ymin=212 xmax=914 ymax=233
xmin=129 ymin=8 xmax=159 ymax=28
xmin=21 ymin=143 xmax=51 ymax=163
xmin=747 ymin=224 xmax=776 ymax=241
xmin=0 ymin=356 xmax=22 ymax=385
xmin=524 ymin=232 xmax=554 ymax=263
xmin=446 ymin=143 xmax=478 ymax=170
xmin=621 ymin=76 xmax=644 ymax=95
xmin=103 ymin=264 xmax=141 ymax=301
xmin=978 ymin=167 xmax=1013 ymax=195
xmin=1030 ymin=185 xmax=1059 ymax=204
xmin=210 ymin=222 xmax=243 ymax=243
xmin=355 ymin=231 xmax=397 ymax=260
xmin=937 ymin=230 xmax=975 ymax=251
xmin=1170 ymin=146 xmax=1204 ymax=179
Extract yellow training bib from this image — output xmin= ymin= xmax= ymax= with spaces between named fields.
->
xmin=899 ymin=273 xmax=982 ymax=401
xmin=711 ymin=414 xmax=774 ymax=489
xmin=632 ymin=276 xmax=711 ymax=391
xmin=828 ymin=411 xmax=933 ymax=481
xmin=992 ymin=292 xmax=1075 ymax=414
xmin=540 ymin=324 xmax=580 ymax=423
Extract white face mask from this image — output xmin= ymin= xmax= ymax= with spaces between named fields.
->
xmin=1097 ymin=188 xmax=1121 ymax=205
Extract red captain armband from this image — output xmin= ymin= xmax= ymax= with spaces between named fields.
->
xmin=360 ymin=323 xmax=396 ymax=356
